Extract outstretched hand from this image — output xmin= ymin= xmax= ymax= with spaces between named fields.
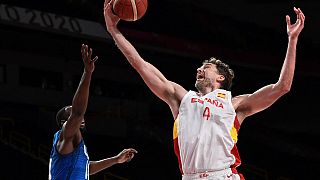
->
xmin=104 ymin=0 xmax=120 ymax=31
xmin=81 ymin=44 xmax=98 ymax=73
xmin=116 ymin=148 xmax=138 ymax=163
xmin=286 ymin=7 xmax=305 ymax=39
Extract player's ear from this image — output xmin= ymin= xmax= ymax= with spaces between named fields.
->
xmin=60 ymin=120 xmax=66 ymax=127
xmin=217 ymin=75 xmax=225 ymax=82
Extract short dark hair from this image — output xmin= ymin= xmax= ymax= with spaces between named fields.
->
xmin=56 ymin=105 xmax=71 ymax=128
xmin=203 ymin=57 xmax=234 ymax=90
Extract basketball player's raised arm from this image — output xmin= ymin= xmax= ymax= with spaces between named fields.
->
xmin=104 ymin=0 xmax=186 ymax=113
xmin=233 ymin=7 xmax=305 ymax=124
xmin=61 ymin=45 xmax=98 ymax=141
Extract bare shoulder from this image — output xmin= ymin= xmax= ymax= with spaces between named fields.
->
xmin=170 ymin=81 xmax=188 ymax=101
xmin=169 ymin=81 xmax=188 ymax=119
xmin=231 ymin=94 xmax=248 ymax=125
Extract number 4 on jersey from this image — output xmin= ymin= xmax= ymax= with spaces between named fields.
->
xmin=203 ymin=107 xmax=211 ymax=120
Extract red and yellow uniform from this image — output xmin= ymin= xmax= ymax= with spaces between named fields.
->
xmin=173 ymin=89 xmax=244 ymax=179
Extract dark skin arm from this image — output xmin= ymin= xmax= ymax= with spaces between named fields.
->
xmin=57 ymin=44 xmax=98 ymax=155
xmin=89 ymin=148 xmax=137 ymax=175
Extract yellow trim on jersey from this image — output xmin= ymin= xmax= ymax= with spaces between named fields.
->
xmin=230 ymin=126 xmax=238 ymax=143
xmin=173 ymin=118 xmax=178 ymax=139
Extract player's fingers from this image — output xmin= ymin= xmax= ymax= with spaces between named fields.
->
xmin=298 ymin=8 xmax=302 ymax=15
xmin=299 ymin=9 xmax=305 ymax=21
xmin=130 ymin=148 xmax=138 ymax=153
xmin=81 ymin=44 xmax=86 ymax=53
xmin=130 ymin=153 xmax=134 ymax=159
xmin=107 ymin=2 xmax=112 ymax=13
xmin=286 ymin=15 xmax=291 ymax=26
xmin=122 ymin=149 xmax=130 ymax=154
xmin=104 ymin=2 xmax=107 ymax=12
xmin=299 ymin=13 xmax=305 ymax=27
xmin=125 ymin=148 xmax=137 ymax=154
xmin=92 ymin=56 xmax=98 ymax=63
xmin=104 ymin=0 xmax=110 ymax=8
xmin=81 ymin=44 xmax=87 ymax=59
xmin=81 ymin=44 xmax=84 ymax=52
xmin=107 ymin=0 xmax=116 ymax=13
xmin=88 ymin=48 xmax=93 ymax=59
xmin=84 ymin=45 xmax=88 ymax=56
xmin=126 ymin=154 xmax=134 ymax=162
xmin=298 ymin=13 xmax=302 ymax=22
xmin=293 ymin=7 xmax=299 ymax=21
xmin=109 ymin=0 xmax=115 ymax=6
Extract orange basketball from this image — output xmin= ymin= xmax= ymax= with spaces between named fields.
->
xmin=112 ymin=0 xmax=148 ymax=21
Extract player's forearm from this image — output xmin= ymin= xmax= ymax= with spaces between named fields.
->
xmin=108 ymin=27 xmax=144 ymax=70
xmin=71 ymin=71 xmax=92 ymax=116
xmin=89 ymin=156 xmax=118 ymax=175
xmin=276 ymin=37 xmax=298 ymax=92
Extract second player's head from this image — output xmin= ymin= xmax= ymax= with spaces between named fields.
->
xmin=56 ymin=106 xmax=85 ymax=130
xmin=56 ymin=106 xmax=72 ymax=128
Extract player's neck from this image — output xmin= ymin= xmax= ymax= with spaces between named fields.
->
xmin=197 ymin=86 xmax=218 ymax=96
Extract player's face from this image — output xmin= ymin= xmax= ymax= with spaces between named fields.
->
xmin=195 ymin=63 xmax=220 ymax=91
xmin=64 ymin=106 xmax=86 ymax=129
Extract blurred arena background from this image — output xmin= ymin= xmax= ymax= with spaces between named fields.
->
xmin=0 ymin=0 xmax=319 ymax=179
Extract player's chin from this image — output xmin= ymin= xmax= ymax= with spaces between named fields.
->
xmin=195 ymin=81 xmax=204 ymax=89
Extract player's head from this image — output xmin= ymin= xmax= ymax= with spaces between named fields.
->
xmin=56 ymin=106 xmax=86 ymax=129
xmin=56 ymin=106 xmax=72 ymax=128
xmin=195 ymin=57 xmax=234 ymax=91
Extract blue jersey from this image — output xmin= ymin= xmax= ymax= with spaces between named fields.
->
xmin=49 ymin=130 xmax=90 ymax=180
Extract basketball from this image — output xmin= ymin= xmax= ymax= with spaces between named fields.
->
xmin=112 ymin=0 xmax=148 ymax=21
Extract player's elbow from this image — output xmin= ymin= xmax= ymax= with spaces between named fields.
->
xmin=275 ymin=83 xmax=291 ymax=95
xmin=280 ymin=82 xmax=292 ymax=93
xmin=281 ymin=86 xmax=291 ymax=94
